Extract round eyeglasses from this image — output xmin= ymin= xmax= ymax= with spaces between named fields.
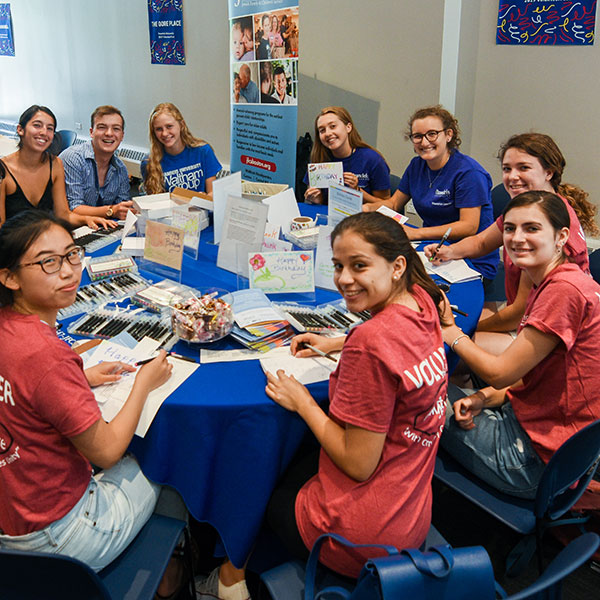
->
xmin=18 ymin=246 xmax=85 ymax=274
xmin=409 ymin=129 xmax=446 ymax=144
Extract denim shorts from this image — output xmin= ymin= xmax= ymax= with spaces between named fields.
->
xmin=0 ymin=455 xmax=160 ymax=571
xmin=441 ymin=384 xmax=545 ymax=499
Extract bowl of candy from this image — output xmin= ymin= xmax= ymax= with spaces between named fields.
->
xmin=171 ymin=289 xmax=234 ymax=343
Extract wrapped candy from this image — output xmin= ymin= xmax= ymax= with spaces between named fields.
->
xmin=171 ymin=293 xmax=234 ymax=343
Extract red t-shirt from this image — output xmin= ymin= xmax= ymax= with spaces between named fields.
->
xmin=496 ymin=196 xmax=589 ymax=304
xmin=0 ymin=307 xmax=100 ymax=536
xmin=508 ymin=264 xmax=600 ymax=463
xmin=295 ymin=286 xmax=447 ymax=577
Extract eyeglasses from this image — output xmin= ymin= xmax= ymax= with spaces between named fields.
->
xmin=18 ymin=246 xmax=85 ymax=274
xmin=409 ymin=129 xmax=446 ymax=144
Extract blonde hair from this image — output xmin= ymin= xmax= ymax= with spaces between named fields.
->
xmin=310 ymin=106 xmax=387 ymax=167
xmin=144 ymin=103 xmax=207 ymax=195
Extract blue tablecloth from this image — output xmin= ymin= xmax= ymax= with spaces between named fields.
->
xmin=82 ymin=204 xmax=483 ymax=567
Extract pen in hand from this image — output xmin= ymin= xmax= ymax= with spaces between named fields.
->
xmin=298 ymin=342 xmax=338 ymax=363
xmin=429 ymin=227 xmax=452 ymax=262
xmin=135 ymin=352 xmax=197 ymax=366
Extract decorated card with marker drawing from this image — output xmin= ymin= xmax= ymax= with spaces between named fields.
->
xmin=248 ymin=251 xmax=314 ymax=294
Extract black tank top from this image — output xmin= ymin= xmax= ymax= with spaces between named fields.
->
xmin=4 ymin=159 xmax=55 ymax=220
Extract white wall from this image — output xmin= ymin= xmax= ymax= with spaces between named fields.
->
xmin=1 ymin=0 xmax=597 ymax=220
xmin=0 ymin=0 xmax=445 ymax=176
xmin=462 ymin=1 xmax=600 ymax=207
xmin=0 ymin=0 xmax=231 ymax=160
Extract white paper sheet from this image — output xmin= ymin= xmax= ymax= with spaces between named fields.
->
xmin=261 ymin=188 xmax=300 ymax=234
xmin=212 ymin=171 xmax=242 ymax=244
xmin=201 ymin=345 xmax=290 ymax=364
xmin=86 ymin=338 xmax=198 ymax=437
xmin=260 ymin=348 xmax=338 ymax=385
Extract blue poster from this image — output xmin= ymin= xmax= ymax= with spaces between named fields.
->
xmin=148 ymin=0 xmax=185 ymax=65
xmin=0 ymin=4 xmax=15 ymax=57
xmin=228 ymin=0 xmax=299 ymax=187
xmin=497 ymin=0 xmax=597 ymax=45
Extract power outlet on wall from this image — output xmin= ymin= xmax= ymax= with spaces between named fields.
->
xmin=75 ymin=122 xmax=82 ymax=130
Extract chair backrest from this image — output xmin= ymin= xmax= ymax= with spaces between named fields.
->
xmin=503 ymin=532 xmax=599 ymax=599
xmin=535 ymin=419 xmax=600 ymax=521
xmin=56 ymin=129 xmax=77 ymax=153
xmin=589 ymin=249 xmax=600 ymax=285
xmin=0 ymin=547 xmax=110 ymax=600
xmin=491 ymin=183 xmax=511 ymax=221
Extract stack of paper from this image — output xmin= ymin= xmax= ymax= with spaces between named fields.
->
xmin=230 ymin=288 xmax=295 ymax=352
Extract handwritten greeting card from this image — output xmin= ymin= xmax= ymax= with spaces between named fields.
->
xmin=248 ymin=251 xmax=315 ymax=294
xmin=144 ymin=220 xmax=184 ymax=271
xmin=308 ymin=162 xmax=344 ymax=189
xmin=172 ymin=207 xmax=201 ymax=250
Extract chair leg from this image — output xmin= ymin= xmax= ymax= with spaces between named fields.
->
xmin=535 ymin=523 xmax=544 ymax=575
xmin=184 ymin=526 xmax=197 ymax=599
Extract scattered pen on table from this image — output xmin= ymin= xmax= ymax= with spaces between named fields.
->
xmin=299 ymin=342 xmax=338 ymax=363
xmin=429 ymin=227 xmax=452 ymax=262
xmin=450 ymin=305 xmax=468 ymax=317
xmin=135 ymin=352 xmax=198 ymax=366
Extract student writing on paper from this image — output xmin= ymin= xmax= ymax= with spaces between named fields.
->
xmin=0 ymin=105 xmax=113 ymax=231
xmin=366 ymin=105 xmax=498 ymax=282
xmin=194 ymin=212 xmax=449 ymax=597
xmin=440 ymin=192 xmax=600 ymax=498
xmin=142 ymin=102 xmax=222 ymax=197
xmin=424 ymin=133 xmax=596 ymax=358
xmin=303 ymin=107 xmax=390 ymax=205
xmin=0 ymin=212 xmax=186 ymax=597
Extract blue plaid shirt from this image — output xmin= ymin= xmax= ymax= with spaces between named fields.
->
xmin=60 ymin=141 xmax=130 ymax=209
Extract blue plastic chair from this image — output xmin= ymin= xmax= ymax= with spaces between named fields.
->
xmin=500 ymin=532 xmax=599 ymax=599
xmin=589 ymin=249 xmax=600 ymax=285
xmin=56 ymin=129 xmax=77 ymax=153
xmin=260 ymin=524 xmax=448 ymax=600
xmin=260 ymin=532 xmax=599 ymax=600
xmin=0 ymin=513 xmax=187 ymax=599
xmin=435 ymin=419 xmax=600 ymax=575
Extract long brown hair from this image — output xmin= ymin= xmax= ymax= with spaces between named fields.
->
xmin=331 ymin=212 xmax=448 ymax=324
xmin=310 ymin=106 xmax=387 ymax=166
xmin=144 ymin=103 xmax=207 ymax=194
xmin=498 ymin=133 xmax=598 ymax=236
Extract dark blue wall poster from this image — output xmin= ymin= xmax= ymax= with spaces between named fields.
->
xmin=0 ymin=4 xmax=15 ymax=57
xmin=148 ymin=0 xmax=185 ymax=65
xmin=497 ymin=0 xmax=597 ymax=45
xmin=229 ymin=0 xmax=300 ymax=187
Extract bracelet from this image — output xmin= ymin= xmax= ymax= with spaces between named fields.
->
xmin=450 ymin=332 xmax=469 ymax=352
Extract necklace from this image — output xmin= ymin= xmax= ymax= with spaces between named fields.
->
xmin=426 ymin=154 xmax=451 ymax=188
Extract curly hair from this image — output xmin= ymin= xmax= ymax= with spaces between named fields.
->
xmin=498 ymin=133 xmax=598 ymax=236
xmin=404 ymin=105 xmax=461 ymax=151
xmin=144 ymin=103 xmax=208 ymax=195
xmin=310 ymin=106 xmax=388 ymax=166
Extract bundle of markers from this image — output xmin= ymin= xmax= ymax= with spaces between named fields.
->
xmin=72 ymin=224 xmax=124 ymax=253
xmin=274 ymin=301 xmax=370 ymax=334
xmin=230 ymin=320 xmax=295 ymax=352
xmin=58 ymin=272 xmax=150 ymax=320
xmin=68 ymin=307 xmax=175 ymax=347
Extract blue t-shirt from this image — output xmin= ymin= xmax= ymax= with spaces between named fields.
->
xmin=398 ymin=150 xmax=498 ymax=279
xmin=146 ymin=144 xmax=222 ymax=193
xmin=303 ymin=146 xmax=390 ymax=202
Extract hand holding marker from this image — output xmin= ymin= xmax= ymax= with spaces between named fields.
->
xmin=429 ymin=227 xmax=452 ymax=262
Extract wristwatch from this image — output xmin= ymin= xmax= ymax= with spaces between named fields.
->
xmin=105 ymin=205 xmax=114 ymax=218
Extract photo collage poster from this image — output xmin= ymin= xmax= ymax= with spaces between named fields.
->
xmin=228 ymin=0 xmax=299 ymax=187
